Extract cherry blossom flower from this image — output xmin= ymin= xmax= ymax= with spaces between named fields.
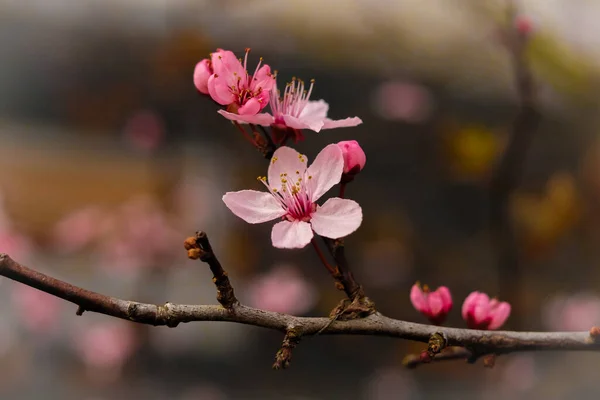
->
xmin=205 ymin=48 xmax=275 ymax=115
xmin=222 ymin=144 xmax=362 ymax=249
xmin=217 ymin=77 xmax=362 ymax=133
xmin=11 ymin=284 xmax=62 ymax=334
xmin=462 ymin=291 xmax=511 ymax=330
xmin=410 ymin=283 xmax=453 ymax=325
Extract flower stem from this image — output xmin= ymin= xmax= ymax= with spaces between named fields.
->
xmin=311 ymin=238 xmax=336 ymax=275
xmin=232 ymin=121 xmax=257 ymax=147
xmin=339 ymin=182 xmax=347 ymax=199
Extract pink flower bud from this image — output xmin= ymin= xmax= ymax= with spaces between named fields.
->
xmin=410 ymin=283 xmax=453 ymax=325
xmin=193 ymin=59 xmax=213 ymax=94
xmin=462 ymin=291 xmax=511 ymax=330
xmin=337 ymin=140 xmax=366 ymax=175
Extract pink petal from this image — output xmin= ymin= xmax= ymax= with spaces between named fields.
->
xmin=306 ymin=144 xmax=344 ymax=201
xmin=472 ymin=294 xmax=491 ymax=324
xmin=251 ymin=64 xmax=275 ymax=92
xmin=208 ymin=74 xmax=235 ymax=105
xmin=255 ymin=89 xmax=271 ymax=110
xmin=488 ymin=302 xmax=511 ymax=330
xmin=410 ymin=284 xmax=428 ymax=313
xmin=217 ymin=110 xmax=274 ymax=126
xmin=322 ymin=117 xmax=363 ymax=129
xmin=267 ymin=146 xmax=308 ymax=190
xmin=428 ymin=291 xmax=444 ymax=316
xmin=283 ymin=114 xmax=325 ymax=132
xmin=461 ymin=291 xmax=481 ymax=321
xmin=310 ymin=198 xmax=362 ymax=239
xmin=271 ymin=220 xmax=313 ymax=249
xmin=299 ymin=100 xmax=329 ymax=121
xmin=437 ymin=286 xmax=453 ymax=313
xmin=193 ymin=59 xmax=212 ymax=94
xmin=222 ymin=190 xmax=285 ymax=224
xmin=211 ymin=49 xmax=245 ymax=83
xmin=238 ymin=97 xmax=262 ymax=116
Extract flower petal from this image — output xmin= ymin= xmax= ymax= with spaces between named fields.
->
xmin=251 ymin=64 xmax=276 ymax=92
xmin=211 ymin=49 xmax=245 ymax=84
xmin=193 ymin=59 xmax=212 ymax=94
xmin=461 ymin=291 xmax=481 ymax=321
xmin=299 ymin=100 xmax=329 ymax=121
xmin=306 ymin=144 xmax=344 ymax=201
xmin=208 ymin=74 xmax=235 ymax=105
xmin=322 ymin=117 xmax=363 ymax=129
xmin=428 ymin=291 xmax=444 ymax=316
xmin=283 ymin=114 xmax=325 ymax=132
xmin=218 ymin=110 xmax=274 ymax=126
xmin=488 ymin=302 xmax=511 ymax=330
xmin=410 ymin=284 xmax=428 ymax=314
xmin=222 ymin=190 xmax=285 ymax=224
xmin=310 ymin=198 xmax=362 ymax=239
xmin=267 ymin=146 xmax=309 ymax=190
xmin=437 ymin=286 xmax=453 ymax=313
xmin=238 ymin=97 xmax=262 ymax=116
xmin=271 ymin=220 xmax=313 ymax=249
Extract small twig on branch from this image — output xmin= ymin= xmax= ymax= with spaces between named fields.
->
xmin=489 ymin=4 xmax=541 ymax=326
xmin=2 ymin=252 xmax=600 ymax=370
xmin=403 ymin=347 xmax=472 ymax=369
xmin=184 ymin=231 xmax=238 ymax=308
xmin=273 ymin=328 xmax=301 ymax=369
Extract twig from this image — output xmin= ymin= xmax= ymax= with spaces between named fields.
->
xmin=273 ymin=328 xmax=301 ymax=369
xmin=489 ymin=4 xmax=540 ymax=326
xmin=403 ymin=347 xmax=472 ymax=369
xmin=184 ymin=232 xmax=238 ymax=308
xmin=2 ymin=253 xmax=600 ymax=364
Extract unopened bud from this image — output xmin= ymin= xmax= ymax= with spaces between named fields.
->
xmin=337 ymin=140 xmax=366 ymax=176
xmin=184 ymin=237 xmax=197 ymax=250
xmin=187 ymin=248 xmax=201 ymax=260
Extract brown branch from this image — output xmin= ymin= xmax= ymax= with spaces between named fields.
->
xmin=1 ymin=252 xmax=600 ymax=366
xmin=489 ymin=4 xmax=541 ymax=326
xmin=184 ymin=232 xmax=238 ymax=308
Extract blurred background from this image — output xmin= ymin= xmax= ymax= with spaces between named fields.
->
xmin=2 ymin=0 xmax=600 ymax=398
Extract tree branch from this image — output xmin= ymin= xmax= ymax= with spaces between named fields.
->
xmin=1 ymin=252 xmax=599 ymax=364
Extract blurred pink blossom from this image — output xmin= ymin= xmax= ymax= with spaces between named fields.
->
xmin=53 ymin=206 xmax=109 ymax=253
xmin=122 ymin=110 xmax=165 ymax=152
xmin=372 ymin=80 xmax=433 ymax=123
xmin=74 ymin=321 xmax=137 ymax=381
xmin=245 ymin=264 xmax=317 ymax=315
xmin=0 ymin=231 xmax=33 ymax=262
xmin=543 ymin=293 xmax=600 ymax=331
xmin=10 ymin=284 xmax=62 ymax=334
xmin=462 ymin=291 xmax=511 ymax=330
xmin=410 ymin=283 xmax=452 ymax=325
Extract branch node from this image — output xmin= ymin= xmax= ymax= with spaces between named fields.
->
xmin=157 ymin=302 xmax=180 ymax=328
xmin=483 ymin=354 xmax=497 ymax=368
xmin=427 ymin=332 xmax=447 ymax=358
xmin=273 ymin=329 xmax=301 ymax=370
xmin=76 ymin=306 xmax=85 ymax=316
xmin=589 ymin=326 xmax=600 ymax=342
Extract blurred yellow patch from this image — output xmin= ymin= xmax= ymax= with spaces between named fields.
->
xmin=512 ymin=173 xmax=580 ymax=259
xmin=445 ymin=125 xmax=504 ymax=181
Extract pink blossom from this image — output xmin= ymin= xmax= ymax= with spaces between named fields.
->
xmin=0 ymin=231 xmax=32 ymax=262
xmin=245 ymin=264 xmax=317 ymax=315
xmin=543 ymin=293 xmax=600 ymax=331
xmin=410 ymin=283 xmax=452 ymax=325
xmin=11 ymin=284 xmax=62 ymax=334
xmin=193 ymin=59 xmax=213 ymax=94
xmin=462 ymin=291 xmax=511 ymax=330
xmin=53 ymin=206 xmax=107 ymax=253
xmin=123 ymin=109 xmax=165 ymax=152
xmin=217 ymin=77 xmax=362 ymax=133
xmin=74 ymin=322 xmax=137 ymax=374
xmin=222 ymin=144 xmax=362 ymax=249
xmin=207 ymin=48 xmax=275 ymax=115
xmin=337 ymin=140 xmax=366 ymax=175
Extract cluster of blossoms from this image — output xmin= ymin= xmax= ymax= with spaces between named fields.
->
xmin=410 ymin=283 xmax=511 ymax=330
xmin=195 ymin=48 xmax=366 ymax=249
